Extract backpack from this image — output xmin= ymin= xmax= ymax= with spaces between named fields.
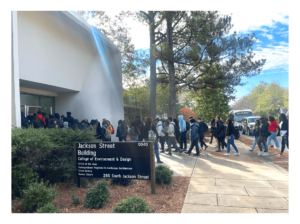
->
xmin=170 ymin=123 xmax=180 ymax=136
xmin=109 ymin=124 xmax=114 ymax=134
xmin=104 ymin=126 xmax=111 ymax=139
xmin=203 ymin=123 xmax=208 ymax=133
xmin=186 ymin=122 xmax=190 ymax=131
xmin=234 ymin=128 xmax=240 ymax=140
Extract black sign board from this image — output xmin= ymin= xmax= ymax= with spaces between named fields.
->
xmin=74 ymin=142 xmax=156 ymax=194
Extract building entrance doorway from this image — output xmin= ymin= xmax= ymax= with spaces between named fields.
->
xmin=21 ymin=105 xmax=53 ymax=117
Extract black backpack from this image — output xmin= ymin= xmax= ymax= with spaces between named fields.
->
xmin=186 ymin=122 xmax=190 ymax=131
xmin=234 ymin=128 xmax=240 ymax=140
xmin=171 ymin=123 xmax=180 ymax=136
xmin=203 ymin=123 xmax=208 ymax=132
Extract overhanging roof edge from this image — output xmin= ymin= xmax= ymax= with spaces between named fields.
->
xmin=61 ymin=11 xmax=121 ymax=54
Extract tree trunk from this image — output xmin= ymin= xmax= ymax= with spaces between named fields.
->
xmin=148 ymin=11 xmax=157 ymax=120
xmin=166 ymin=13 xmax=177 ymax=119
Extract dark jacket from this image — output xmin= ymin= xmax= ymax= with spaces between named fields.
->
xmin=134 ymin=118 xmax=144 ymax=141
xmin=198 ymin=121 xmax=206 ymax=135
xmin=190 ymin=122 xmax=199 ymax=141
xmin=56 ymin=118 xmax=63 ymax=128
xmin=252 ymin=126 xmax=260 ymax=138
xmin=259 ymin=122 xmax=269 ymax=137
xmin=211 ymin=120 xmax=216 ymax=134
xmin=117 ymin=125 xmax=126 ymax=138
xmin=21 ymin=112 xmax=28 ymax=128
xmin=67 ymin=115 xmax=75 ymax=126
xmin=215 ymin=120 xmax=225 ymax=138
xmin=47 ymin=123 xmax=57 ymax=129
xmin=81 ymin=124 xmax=89 ymax=131
xmin=96 ymin=124 xmax=103 ymax=140
xmin=33 ymin=120 xmax=43 ymax=129
xmin=279 ymin=119 xmax=289 ymax=137
xmin=226 ymin=124 xmax=235 ymax=136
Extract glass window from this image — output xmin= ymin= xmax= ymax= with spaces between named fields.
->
xmin=20 ymin=93 xmax=39 ymax=106
xmin=41 ymin=96 xmax=55 ymax=114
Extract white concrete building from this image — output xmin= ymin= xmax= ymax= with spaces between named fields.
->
xmin=11 ymin=11 xmax=123 ymax=141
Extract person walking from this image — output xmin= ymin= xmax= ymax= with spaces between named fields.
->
xmin=209 ymin=119 xmax=216 ymax=144
xmin=80 ymin=120 xmax=89 ymax=130
xmin=165 ymin=117 xmax=182 ymax=155
xmin=257 ymin=117 xmax=269 ymax=156
xmin=21 ymin=111 xmax=28 ymax=128
xmin=198 ymin=117 xmax=208 ymax=150
xmin=102 ymin=120 xmax=112 ymax=142
xmin=31 ymin=114 xmax=44 ymax=129
xmin=173 ymin=119 xmax=180 ymax=145
xmin=184 ymin=119 xmax=200 ymax=156
xmin=276 ymin=114 xmax=289 ymax=158
xmin=117 ymin=120 xmax=127 ymax=142
xmin=215 ymin=116 xmax=227 ymax=152
xmin=54 ymin=113 xmax=63 ymax=128
xmin=63 ymin=117 xmax=69 ymax=129
xmin=224 ymin=119 xmax=240 ymax=156
xmin=129 ymin=121 xmax=139 ymax=142
xmin=249 ymin=119 xmax=266 ymax=152
xmin=26 ymin=111 xmax=34 ymax=125
xmin=157 ymin=119 xmax=166 ymax=153
xmin=133 ymin=116 xmax=144 ymax=141
xmin=144 ymin=117 xmax=163 ymax=163
xmin=266 ymin=116 xmax=280 ymax=149
xmin=178 ymin=115 xmax=187 ymax=151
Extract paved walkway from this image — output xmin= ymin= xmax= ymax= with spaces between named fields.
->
xmin=158 ymin=140 xmax=289 ymax=213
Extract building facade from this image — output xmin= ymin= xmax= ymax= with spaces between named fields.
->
xmin=11 ymin=11 xmax=123 ymax=141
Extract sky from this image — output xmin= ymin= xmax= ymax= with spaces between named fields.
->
xmin=104 ymin=11 xmax=289 ymax=104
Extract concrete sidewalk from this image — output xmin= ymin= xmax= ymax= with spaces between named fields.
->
xmin=158 ymin=140 xmax=289 ymax=213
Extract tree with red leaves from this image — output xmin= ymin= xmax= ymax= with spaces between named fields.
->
xmin=180 ymin=107 xmax=196 ymax=122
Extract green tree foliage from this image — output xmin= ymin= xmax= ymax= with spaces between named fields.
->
xmin=36 ymin=203 xmax=61 ymax=213
xmin=187 ymin=87 xmax=231 ymax=123
xmin=232 ymin=81 xmax=289 ymax=116
xmin=153 ymin=11 xmax=266 ymax=118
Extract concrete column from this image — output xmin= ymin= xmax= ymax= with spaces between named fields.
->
xmin=11 ymin=11 xmax=21 ymax=128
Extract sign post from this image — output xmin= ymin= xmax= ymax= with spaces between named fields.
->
xmin=74 ymin=142 xmax=156 ymax=194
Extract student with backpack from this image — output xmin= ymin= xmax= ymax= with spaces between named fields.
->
xmin=144 ymin=117 xmax=163 ymax=163
xmin=198 ymin=117 xmax=209 ymax=150
xmin=166 ymin=117 xmax=182 ymax=155
xmin=157 ymin=119 xmax=166 ymax=153
xmin=117 ymin=120 xmax=127 ymax=142
xmin=184 ymin=119 xmax=200 ymax=156
xmin=129 ymin=122 xmax=139 ymax=142
xmin=215 ymin=116 xmax=227 ymax=152
xmin=173 ymin=119 xmax=180 ymax=146
xmin=276 ymin=113 xmax=289 ymax=158
xmin=224 ymin=119 xmax=240 ymax=156
xmin=178 ymin=115 xmax=187 ymax=151
xmin=102 ymin=120 xmax=112 ymax=142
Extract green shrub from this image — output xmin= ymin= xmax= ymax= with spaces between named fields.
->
xmin=155 ymin=165 xmax=173 ymax=185
xmin=22 ymin=178 xmax=56 ymax=213
xmin=111 ymin=178 xmax=132 ymax=186
xmin=112 ymin=196 xmax=151 ymax=213
xmin=12 ymin=163 xmax=38 ymax=199
xmin=84 ymin=180 xmax=110 ymax=209
xmin=36 ymin=203 xmax=60 ymax=213
xmin=11 ymin=126 xmax=99 ymax=196
xmin=71 ymin=187 xmax=80 ymax=206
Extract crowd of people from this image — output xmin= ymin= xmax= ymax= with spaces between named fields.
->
xmin=21 ymin=110 xmax=289 ymax=161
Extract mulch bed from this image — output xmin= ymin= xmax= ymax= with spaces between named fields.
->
xmin=12 ymin=176 xmax=190 ymax=213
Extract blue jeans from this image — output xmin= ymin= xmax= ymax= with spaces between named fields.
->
xmin=131 ymin=137 xmax=139 ymax=142
xmin=267 ymin=132 xmax=280 ymax=148
xmin=145 ymin=138 xmax=161 ymax=162
xmin=227 ymin=134 xmax=238 ymax=153
xmin=250 ymin=136 xmax=265 ymax=151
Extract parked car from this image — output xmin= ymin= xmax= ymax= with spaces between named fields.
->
xmin=241 ymin=116 xmax=261 ymax=136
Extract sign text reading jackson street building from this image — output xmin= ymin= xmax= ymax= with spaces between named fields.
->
xmin=75 ymin=142 xmax=151 ymax=180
